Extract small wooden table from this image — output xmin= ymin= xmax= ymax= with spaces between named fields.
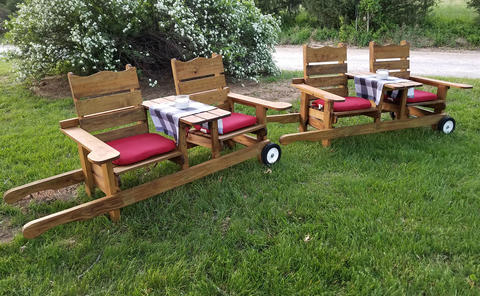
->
xmin=142 ymin=96 xmax=231 ymax=158
xmin=346 ymin=72 xmax=423 ymax=120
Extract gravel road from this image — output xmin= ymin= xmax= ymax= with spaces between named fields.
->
xmin=274 ymin=45 xmax=480 ymax=78
xmin=1 ymin=44 xmax=478 ymax=78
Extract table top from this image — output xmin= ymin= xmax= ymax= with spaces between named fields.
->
xmin=346 ymin=72 xmax=422 ymax=89
xmin=142 ymin=96 xmax=231 ymax=126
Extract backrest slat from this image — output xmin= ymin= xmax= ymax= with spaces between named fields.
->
xmin=79 ymin=107 xmax=146 ymax=132
xmin=171 ymin=55 xmax=229 ymax=107
xmin=75 ymin=90 xmax=143 ymax=117
xmin=68 ymin=67 xmax=139 ymax=99
xmin=303 ymin=44 xmax=348 ymax=97
xmin=369 ymin=40 xmax=410 ymax=79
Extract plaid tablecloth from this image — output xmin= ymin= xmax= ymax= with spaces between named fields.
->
xmin=354 ymin=75 xmax=414 ymax=105
xmin=149 ymin=100 xmax=215 ymax=143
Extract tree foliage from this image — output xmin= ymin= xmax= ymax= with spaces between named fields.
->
xmin=468 ymin=0 xmax=480 ymax=15
xmin=5 ymin=0 xmax=280 ymax=81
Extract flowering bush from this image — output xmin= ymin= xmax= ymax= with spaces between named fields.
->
xmin=5 ymin=0 xmax=280 ymax=80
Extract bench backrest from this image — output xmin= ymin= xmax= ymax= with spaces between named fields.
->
xmin=369 ymin=40 xmax=410 ymax=79
xmin=171 ymin=54 xmax=230 ymax=109
xmin=303 ymin=44 xmax=348 ymax=97
xmin=68 ymin=65 xmax=148 ymax=142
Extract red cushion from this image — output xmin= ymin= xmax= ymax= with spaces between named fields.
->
xmin=312 ymin=96 xmax=372 ymax=112
xmin=107 ymin=133 xmax=176 ymax=166
xmin=194 ymin=112 xmax=257 ymax=135
xmin=408 ymin=90 xmax=437 ymax=103
xmin=388 ymin=89 xmax=437 ymax=103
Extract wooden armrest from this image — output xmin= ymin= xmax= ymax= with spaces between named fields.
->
xmin=291 ymin=83 xmax=345 ymax=102
xmin=410 ymin=76 xmax=473 ymax=89
xmin=61 ymin=127 xmax=120 ymax=164
xmin=227 ymin=92 xmax=291 ymax=110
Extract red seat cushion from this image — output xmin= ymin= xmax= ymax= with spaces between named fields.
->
xmin=107 ymin=133 xmax=176 ymax=166
xmin=388 ymin=89 xmax=437 ymax=103
xmin=408 ymin=90 xmax=437 ymax=103
xmin=195 ymin=112 xmax=257 ymax=135
xmin=312 ymin=96 xmax=372 ymax=112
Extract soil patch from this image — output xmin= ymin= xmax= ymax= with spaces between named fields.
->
xmin=14 ymin=184 xmax=79 ymax=209
xmin=32 ymin=74 xmax=297 ymax=103
xmin=0 ymin=217 xmax=20 ymax=244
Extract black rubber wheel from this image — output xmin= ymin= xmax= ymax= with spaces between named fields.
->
xmin=437 ymin=116 xmax=456 ymax=134
xmin=390 ymin=112 xmax=396 ymax=120
xmin=261 ymin=143 xmax=281 ymax=165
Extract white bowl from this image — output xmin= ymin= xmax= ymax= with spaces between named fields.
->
xmin=175 ymin=95 xmax=190 ymax=109
xmin=376 ymin=69 xmax=389 ymax=80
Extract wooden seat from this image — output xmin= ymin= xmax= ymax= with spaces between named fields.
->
xmin=171 ymin=54 xmax=291 ymax=158
xmin=290 ymin=44 xmax=380 ymax=147
xmin=369 ymin=40 xmax=472 ymax=119
xmin=43 ymin=65 xmax=188 ymax=223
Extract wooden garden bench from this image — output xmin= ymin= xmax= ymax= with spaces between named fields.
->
xmin=171 ymin=54 xmax=292 ymax=164
xmin=369 ymin=40 xmax=473 ymax=132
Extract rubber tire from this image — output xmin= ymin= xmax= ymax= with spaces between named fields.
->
xmin=437 ymin=116 xmax=456 ymax=134
xmin=390 ymin=112 xmax=396 ymax=120
xmin=261 ymin=143 xmax=281 ymax=165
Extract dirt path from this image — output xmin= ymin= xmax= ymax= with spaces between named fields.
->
xmin=274 ymin=45 xmax=480 ymax=78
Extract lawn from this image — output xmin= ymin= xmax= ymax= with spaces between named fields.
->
xmin=1 ymin=61 xmax=480 ymax=295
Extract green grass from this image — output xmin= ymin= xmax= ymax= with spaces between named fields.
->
xmin=1 ymin=61 xmax=480 ymax=295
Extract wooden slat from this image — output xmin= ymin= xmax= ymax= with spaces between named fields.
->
xmin=334 ymin=107 xmax=378 ymax=117
xmin=410 ymin=76 xmax=473 ymax=89
xmin=305 ymin=75 xmax=347 ymax=88
xmin=407 ymin=100 xmax=446 ymax=107
xmin=280 ymin=114 xmax=445 ymax=145
xmin=208 ymin=108 xmax=231 ymax=117
xmin=178 ymin=75 xmax=227 ymax=95
xmin=79 ymin=107 xmax=146 ymax=132
xmin=68 ymin=67 xmax=139 ymax=98
xmin=292 ymin=83 xmax=345 ymax=102
xmin=218 ymin=124 xmax=265 ymax=141
xmin=266 ymin=113 xmax=300 ymax=124
xmin=75 ymin=90 xmax=142 ymax=117
xmin=228 ymin=93 xmax=292 ymax=110
xmin=3 ymin=169 xmax=85 ymax=204
xmin=113 ymin=150 xmax=183 ymax=175
xmin=180 ymin=115 xmax=207 ymax=125
xmin=372 ymin=44 xmax=410 ymax=59
xmin=189 ymin=88 xmax=229 ymax=105
xmin=22 ymin=140 xmax=270 ymax=239
xmin=323 ymin=86 xmax=348 ymax=97
xmin=305 ymin=45 xmax=346 ymax=63
xmin=95 ymin=122 xmax=149 ymax=142
xmin=306 ymin=63 xmax=347 ymax=76
xmin=373 ymin=60 xmax=410 ymax=71
xmin=194 ymin=111 xmax=220 ymax=121
xmin=172 ymin=55 xmax=225 ymax=81
xmin=59 ymin=118 xmax=80 ymax=129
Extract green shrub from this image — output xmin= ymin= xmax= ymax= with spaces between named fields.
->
xmin=5 ymin=0 xmax=280 ymax=81
xmin=468 ymin=0 xmax=480 ymax=15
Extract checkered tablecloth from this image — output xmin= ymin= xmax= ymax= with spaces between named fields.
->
xmin=149 ymin=100 xmax=215 ymax=143
xmin=354 ymin=75 xmax=414 ymax=105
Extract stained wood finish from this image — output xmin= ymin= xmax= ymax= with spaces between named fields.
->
xmin=68 ymin=67 xmax=139 ymax=99
xmin=285 ymin=44 xmax=383 ymax=147
xmin=266 ymin=113 xmax=300 ymax=124
xmin=22 ymin=140 xmax=271 ymax=239
xmin=75 ymin=90 xmax=143 ymax=117
xmin=280 ymin=114 xmax=445 ymax=145
xmin=368 ymin=40 xmax=472 ymax=119
xmin=79 ymin=107 xmax=146 ymax=132
xmin=3 ymin=169 xmax=85 ymax=204
xmin=171 ymin=54 xmax=291 ymax=158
